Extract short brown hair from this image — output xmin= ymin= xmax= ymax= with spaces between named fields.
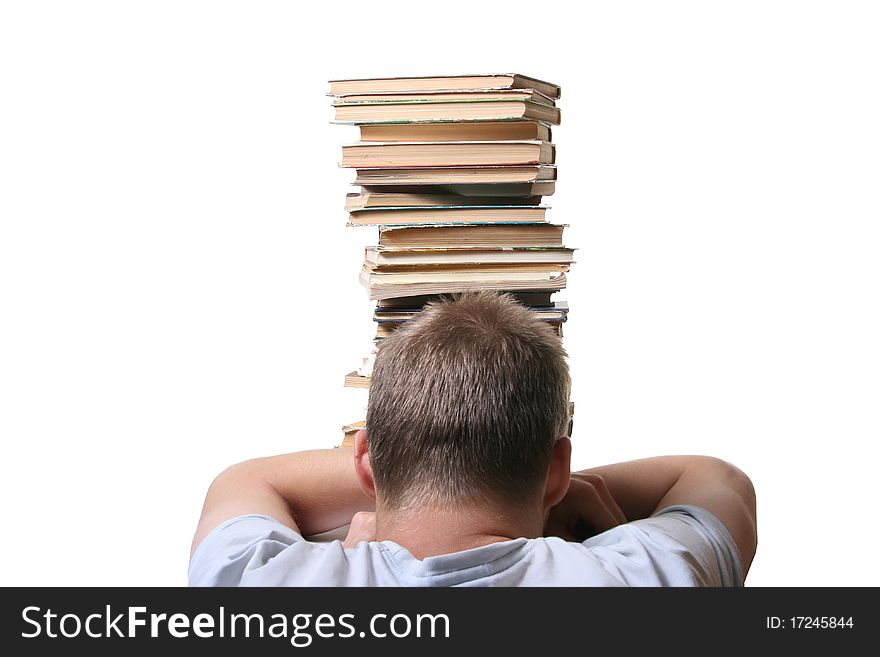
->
xmin=366 ymin=291 xmax=571 ymax=509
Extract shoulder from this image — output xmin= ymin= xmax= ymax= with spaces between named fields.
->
xmin=581 ymin=504 xmax=745 ymax=586
xmin=188 ymin=514 xmax=323 ymax=586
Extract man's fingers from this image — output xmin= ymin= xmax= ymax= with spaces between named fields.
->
xmin=568 ymin=479 xmax=621 ymax=533
xmin=544 ymin=473 xmax=629 ymax=541
xmin=574 ymin=473 xmax=627 ymax=525
xmin=343 ymin=511 xmax=376 ymax=548
xmin=543 ymin=514 xmax=575 ymax=542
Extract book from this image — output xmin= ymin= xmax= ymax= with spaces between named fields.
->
xmin=354 ymin=165 xmax=556 ymax=185
xmin=365 ymin=262 xmax=571 ymax=275
xmin=345 ymin=191 xmax=542 ymax=209
xmin=362 ymin=182 xmax=556 ymax=197
xmin=358 ymin=120 xmax=551 ymax=143
xmin=335 ymin=89 xmax=556 ymax=106
xmin=376 ymin=291 xmax=556 ymax=309
xmin=378 ymin=223 xmax=566 ymax=250
xmin=341 ymin=141 xmax=555 ymax=168
xmin=375 ymin=319 xmax=563 ymax=340
xmin=364 ymin=247 xmax=575 ymax=267
xmin=375 ymin=322 xmax=397 ymax=339
xmin=329 ymin=73 xmax=561 ymax=100
xmin=334 ymin=99 xmax=560 ymax=125
xmin=340 ymin=420 xmax=365 ymax=448
xmin=359 ymin=268 xmax=568 ymax=300
xmin=375 ymin=300 xmax=569 ymax=324
xmin=343 ymin=371 xmax=371 ymax=389
xmin=344 ymin=374 xmax=371 ymax=390
xmin=348 ymin=205 xmax=547 ymax=226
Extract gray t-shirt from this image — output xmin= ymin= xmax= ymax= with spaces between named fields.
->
xmin=188 ymin=504 xmax=743 ymax=587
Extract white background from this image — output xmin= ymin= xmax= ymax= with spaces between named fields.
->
xmin=1 ymin=1 xmax=878 ymax=587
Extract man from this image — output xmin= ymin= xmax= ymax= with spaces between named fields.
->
xmin=189 ymin=292 xmax=756 ymax=586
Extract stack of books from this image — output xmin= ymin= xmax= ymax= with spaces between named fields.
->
xmin=330 ymin=74 xmax=572 ymax=447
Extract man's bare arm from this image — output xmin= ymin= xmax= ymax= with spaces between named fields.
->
xmin=191 ymin=449 xmax=373 ymax=556
xmin=581 ymin=456 xmax=757 ymax=572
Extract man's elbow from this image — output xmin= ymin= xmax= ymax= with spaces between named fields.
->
xmin=203 ymin=459 xmax=262 ymax=507
xmin=696 ymin=456 xmax=756 ymax=510
xmin=719 ymin=458 xmax=756 ymax=516
xmin=700 ymin=456 xmax=758 ymax=562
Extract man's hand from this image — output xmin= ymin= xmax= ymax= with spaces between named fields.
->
xmin=544 ymin=473 xmax=627 ymax=541
xmin=343 ymin=511 xmax=377 ymax=548
xmin=568 ymin=456 xmax=758 ymax=573
xmin=191 ymin=449 xmax=375 ymax=556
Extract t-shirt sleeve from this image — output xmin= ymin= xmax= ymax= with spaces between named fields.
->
xmin=188 ymin=514 xmax=303 ymax=587
xmin=583 ymin=503 xmax=744 ymax=587
xmin=634 ymin=504 xmax=744 ymax=586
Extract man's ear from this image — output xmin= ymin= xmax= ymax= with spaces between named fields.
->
xmin=543 ymin=436 xmax=572 ymax=509
xmin=353 ymin=429 xmax=376 ymax=500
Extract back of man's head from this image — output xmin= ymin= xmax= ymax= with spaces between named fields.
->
xmin=366 ymin=291 xmax=571 ymax=511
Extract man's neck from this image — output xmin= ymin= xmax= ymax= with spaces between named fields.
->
xmin=374 ymin=503 xmax=544 ymax=560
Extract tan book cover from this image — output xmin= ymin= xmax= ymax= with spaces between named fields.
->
xmin=329 ymin=73 xmax=561 ymax=100
xmin=378 ymin=223 xmax=566 ymax=250
xmin=336 ymin=89 xmax=556 ymax=106
xmin=334 ymin=99 xmax=560 ymax=125
xmin=345 ymin=191 xmax=542 ymax=209
xmin=342 ymin=141 xmax=555 ymax=168
xmin=359 ymin=121 xmax=551 ymax=143
xmin=348 ymin=205 xmax=547 ymax=226
xmin=354 ymin=165 xmax=556 ymax=186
